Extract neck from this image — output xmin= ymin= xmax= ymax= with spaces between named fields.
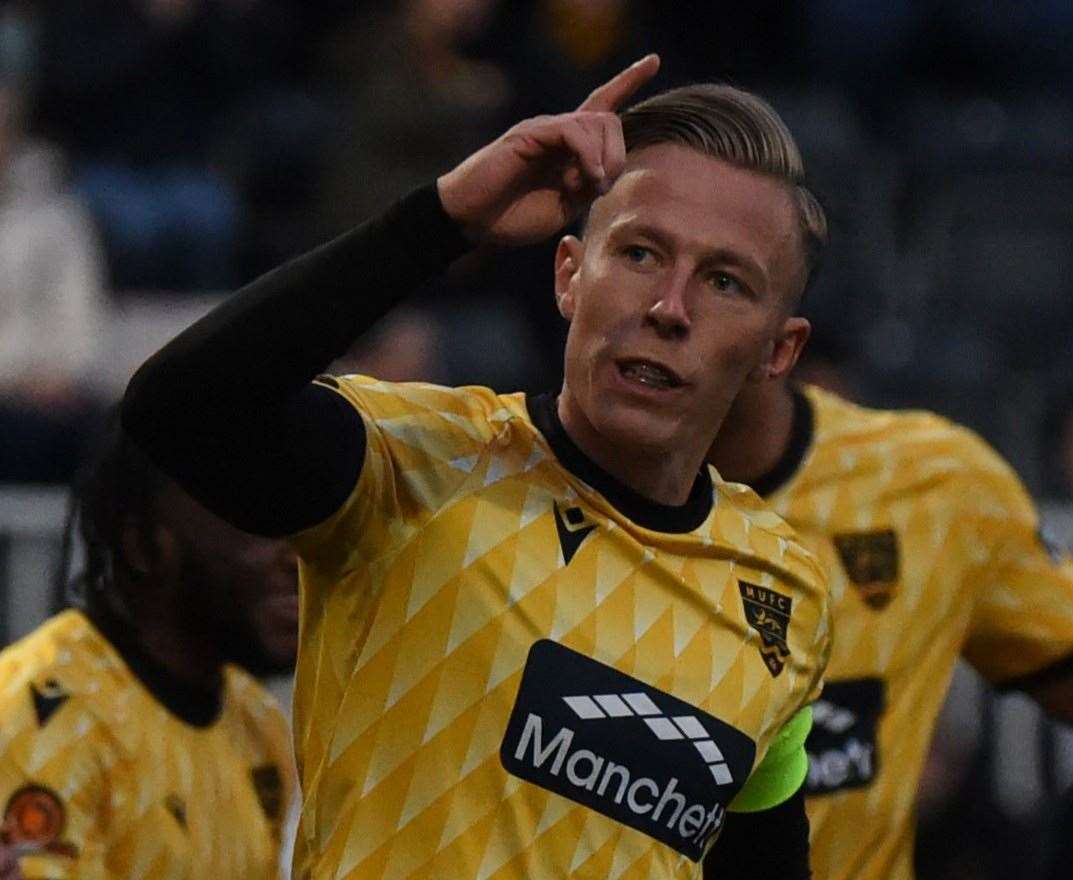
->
xmin=708 ymin=381 xmax=796 ymax=485
xmin=132 ymin=621 xmax=224 ymax=693
xmin=89 ymin=594 xmax=223 ymax=694
xmin=556 ymin=392 xmax=706 ymax=507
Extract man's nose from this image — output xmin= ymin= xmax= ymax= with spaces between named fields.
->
xmin=644 ymin=274 xmax=692 ymax=338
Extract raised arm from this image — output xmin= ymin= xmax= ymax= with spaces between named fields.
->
xmin=121 ymin=56 xmax=659 ymax=536
xmin=121 ymin=185 xmax=472 ymax=535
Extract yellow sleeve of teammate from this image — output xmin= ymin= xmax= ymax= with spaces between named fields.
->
xmin=728 ymin=706 xmax=812 ymax=813
xmin=960 ymin=452 xmax=1073 ymax=685
xmin=0 ymin=681 xmax=113 ymax=878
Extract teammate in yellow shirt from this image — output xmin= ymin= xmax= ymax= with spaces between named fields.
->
xmin=123 ymin=59 xmax=835 ymax=878
xmin=0 ymin=424 xmax=298 ymax=878
xmin=706 ymin=376 xmax=1073 ymax=880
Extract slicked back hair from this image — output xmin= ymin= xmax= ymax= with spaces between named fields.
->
xmin=619 ymin=83 xmax=828 ymax=302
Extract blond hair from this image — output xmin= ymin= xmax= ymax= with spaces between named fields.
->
xmin=621 ymin=84 xmax=827 ymax=294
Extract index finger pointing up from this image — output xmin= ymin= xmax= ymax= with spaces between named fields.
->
xmin=578 ymin=54 xmax=661 ymax=113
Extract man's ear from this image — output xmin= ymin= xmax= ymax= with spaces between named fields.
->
xmin=749 ymin=317 xmax=811 ymax=382
xmin=554 ymin=235 xmax=583 ymax=321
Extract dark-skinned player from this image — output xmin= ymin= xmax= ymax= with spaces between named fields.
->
xmin=0 ymin=423 xmax=298 ymax=878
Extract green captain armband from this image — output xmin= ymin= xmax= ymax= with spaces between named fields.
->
xmin=728 ymin=706 xmax=812 ymax=813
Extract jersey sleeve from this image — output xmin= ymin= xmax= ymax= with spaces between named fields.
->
xmin=288 ymin=376 xmax=507 ymax=574
xmin=728 ymin=706 xmax=812 ymax=813
xmin=960 ymin=447 xmax=1073 ymax=686
xmin=0 ymin=681 xmax=112 ymax=878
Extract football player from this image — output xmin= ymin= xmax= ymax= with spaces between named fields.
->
xmin=705 ymin=366 xmax=1073 ymax=879
xmin=0 ymin=422 xmax=298 ymax=878
xmin=123 ymin=58 xmax=834 ymax=879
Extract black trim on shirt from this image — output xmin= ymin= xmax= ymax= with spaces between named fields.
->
xmin=525 ymin=392 xmax=713 ymax=534
xmin=87 ymin=610 xmax=223 ymax=728
xmin=994 ymin=650 xmax=1073 ymax=695
xmin=752 ymin=386 xmax=815 ymax=499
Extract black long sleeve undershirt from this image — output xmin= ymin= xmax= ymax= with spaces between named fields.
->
xmin=122 ymin=183 xmax=473 ymax=535
xmin=704 ymin=786 xmax=811 ymax=880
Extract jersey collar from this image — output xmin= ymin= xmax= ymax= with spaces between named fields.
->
xmin=86 ymin=608 xmax=224 ymax=728
xmin=751 ymin=385 xmax=815 ymax=498
xmin=525 ymin=392 xmax=713 ymax=534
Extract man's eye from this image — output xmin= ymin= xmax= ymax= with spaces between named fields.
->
xmin=710 ymin=271 xmax=744 ymax=294
xmin=623 ymin=245 xmax=653 ymax=264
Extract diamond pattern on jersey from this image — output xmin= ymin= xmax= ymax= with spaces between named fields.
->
xmin=291 ymin=379 xmax=830 ymax=880
xmin=0 ymin=611 xmax=292 ymax=880
xmin=766 ymin=384 xmax=1073 ymax=880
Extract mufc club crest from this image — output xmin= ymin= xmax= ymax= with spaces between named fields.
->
xmin=833 ymin=530 xmax=899 ymax=609
xmin=3 ymin=785 xmax=79 ymax=859
xmin=737 ymin=582 xmax=793 ymax=677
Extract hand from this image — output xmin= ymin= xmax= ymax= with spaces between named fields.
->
xmin=437 ymin=54 xmax=660 ymax=245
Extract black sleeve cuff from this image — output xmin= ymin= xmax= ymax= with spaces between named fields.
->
xmin=703 ymin=785 xmax=810 ymax=880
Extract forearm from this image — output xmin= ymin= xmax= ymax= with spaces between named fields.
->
xmin=125 ymin=182 xmax=467 ymax=414
xmin=121 ymin=182 xmax=472 ymax=534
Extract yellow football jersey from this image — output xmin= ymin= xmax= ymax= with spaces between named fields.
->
xmin=289 ymin=377 xmax=831 ymax=880
xmin=0 ymin=609 xmax=295 ymax=879
xmin=761 ymin=385 xmax=1073 ymax=880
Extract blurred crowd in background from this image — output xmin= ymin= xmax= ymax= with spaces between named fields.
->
xmin=3 ymin=0 xmax=1073 ymax=497
xmin=2 ymin=2 xmax=1073 ymax=876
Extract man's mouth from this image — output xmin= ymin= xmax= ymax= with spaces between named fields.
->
xmin=616 ymin=359 xmax=684 ymax=389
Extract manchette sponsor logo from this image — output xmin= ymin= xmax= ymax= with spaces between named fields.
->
xmin=500 ymin=640 xmax=756 ymax=861
xmin=805 ymin=677 xmax=886 ymax=795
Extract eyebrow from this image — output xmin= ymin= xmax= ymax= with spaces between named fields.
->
xmin=607 ymin=220 xmax=769 ymax=293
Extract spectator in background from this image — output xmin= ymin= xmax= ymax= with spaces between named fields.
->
xmin=34 ymin=0 xmax=352 ymax=290
xmin=0 ymin=1 xmax=41 ymax=87
xmin=315 ymin=0 xmax=508 ymax=233
xmin=331 ymin=305 xmax=446 ymax=384
xmin=790 ymin=325 xmax=861 ymax=401
xmin=34 ymin=0 xmax=241 ymax=291
xmin=0 ymin=80 xmax=107 ymax=483
xmin=803 ymin=1 xmax=1073 ymax=129
xmin=327 ymin=0 xmax=645 ymax=396
xmin=470 ymin=0 xmax=646 ymax=123
xmin=0 ymin=420 xmax=297 ymax=877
